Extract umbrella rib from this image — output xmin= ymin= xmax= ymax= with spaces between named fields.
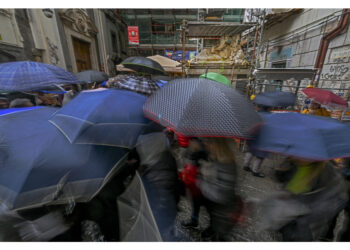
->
xmin=136 ymin=172 xmax=163 ymax=241
xmin=48 ymin=120 xmax=73 ymax=143
xmin=74 ymin=142 xmax=133 ymax=149
xmin=12 ymin=152 xmax=130 ymax=211
xmin=50 ymin=114 xmax=95 ymax=125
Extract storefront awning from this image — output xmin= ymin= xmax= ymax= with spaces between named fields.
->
xmin=186 ymin=21 xmax=255 ymax=38
xmin=254 ymin=68 xmax=317 ymax=80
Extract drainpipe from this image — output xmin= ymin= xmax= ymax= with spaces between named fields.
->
xmin=98 ymin=10 xmax=108 ymax=75
xmin=313 ymin=9 xmax=350 ymax=86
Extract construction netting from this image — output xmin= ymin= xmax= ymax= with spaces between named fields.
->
xmin=120 ymin=9 xmax=244 ymax=46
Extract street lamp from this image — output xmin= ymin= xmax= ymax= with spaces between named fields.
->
xmin=42 ymin=9 xmax=54 ymax=18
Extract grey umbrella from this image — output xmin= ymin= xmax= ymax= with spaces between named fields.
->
xmin=121 ymin=57 xmax=166 ymax=75
xmin=76 ymin=70 xmax=108 ymax=84
xmin=143 ymin=78 xmax=262 ymax=139
xmin=253 ymin=91 xmax=296 ymax=107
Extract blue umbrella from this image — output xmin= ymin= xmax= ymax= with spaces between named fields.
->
xmin=0 ymin=61 xmax=81 ymax=91
xmin=253 ymin=91 xmax=296 ymax=107
xmin=251 ymin=112 xmax=350 ymax=161
xmin=49 ymin=89 xmax=152 ymax=148
xmin=0 ymin=106 xmax=42 ymax=116
xmin=0 ymin=106 xmax=131 ymax=210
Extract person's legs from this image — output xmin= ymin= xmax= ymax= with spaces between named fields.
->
xmin=252 ymin=157 xmax=265 ymax=178
xmin=338 ymin=201 xmax=350 ymax=241
xmin=182 ymin=195 xmax=202 ymax=228
xmin=243 ymin=152 xmax=253 ymax=171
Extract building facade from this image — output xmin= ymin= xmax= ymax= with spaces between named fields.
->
xmin=93 ymin=9 xmax=128 ymax=76
xmin=0 ymin=9 xmax=36 ymax=63
xmin=257 ymin=9 xmax=350 ymax=98
xmin=0 ymin=8 xmax=128 ymax=77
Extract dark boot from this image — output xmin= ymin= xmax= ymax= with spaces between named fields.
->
xmin=252 ymin=171 xmax=265 ymax=178
xmin=181 ymin=218 xmax=198 ymax=228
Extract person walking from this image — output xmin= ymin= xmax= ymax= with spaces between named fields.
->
xmin=242 ymin=105 xmax=270 ymax=178
xmin=197 ymin=137 xmax=240 ymax=241
xmin=179 ymin=138 xmax=208 ymax=229
xmin=302 ymin=101 xmax=330 ymax=117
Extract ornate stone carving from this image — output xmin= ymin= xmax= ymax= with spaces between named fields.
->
xmin=46 ymin=37 xmax=59 ymax=65
xmin=59 ymin=9 xmax=98 ymax=37
xmin=0 ymin=9 xmax=12 ymax=18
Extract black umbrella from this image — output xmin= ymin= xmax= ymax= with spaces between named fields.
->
xmin=121 ymin=57 xmax=166 ymax=75
xmin=143 ymin=78 xmax=262 ymax=139
xmin=76 ymin=70 xmax=108 ymax=84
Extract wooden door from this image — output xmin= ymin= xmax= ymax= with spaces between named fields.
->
xmin=73 ymin=37 xmax=92 ymax=72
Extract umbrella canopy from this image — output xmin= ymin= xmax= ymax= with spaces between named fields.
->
xmin=251 ymin=112 xmax=350 ymax=161
xmin=200 ymin=72 xmax=231 ymax=86
xmin=49 ymin=89 xmax=152 ymax=148
xmin=117 ymin=172 xmax=162 ymax=242
xmin=76 ymin=70 xmax=108 ymax=83
xmin=0 ymin=106 xmax=42 ymax=116
xmin=0 ymin=107 xmax=129 ymax=210
xmin=143 ymin=78 xmax=262 ymax=139
xmin=106 ymin=75 xmax=160 ymax=96
xmin=147 ymin=55 xmax=181 ymax=73
xmin=121 ymin=57 xmax=166 ymax=75
xmin=253 ymin=91 xmax=296 ymax=107
xmin=0 ymin=61 xmax=81 ymax=91
xmin=301 ymin=87 xmax=348 ymax=108
xmin=116 ymin=64 xmax=135 ymax=73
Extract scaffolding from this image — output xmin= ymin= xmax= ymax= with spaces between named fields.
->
xmin=239 ymin=9 xmax=268 ymax=95
xmin=118 ymin=9 xmax=245 ymax=58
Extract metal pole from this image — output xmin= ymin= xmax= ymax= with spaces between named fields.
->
xmin=246 ymin=25 xmax=259 ymax=97
xmin=255 ymin=10 xmax=266 ymax=68
xmin=263 ymin=40 xmax=269 ymax=68
xmin=295 ymin=80 xmax=301 ymax=95
xmin=182 ymin=19 xmax=187 ymax=77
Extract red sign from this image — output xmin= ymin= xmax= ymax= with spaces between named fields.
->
xmin=128 ymin=26 xmax=139 ymax=45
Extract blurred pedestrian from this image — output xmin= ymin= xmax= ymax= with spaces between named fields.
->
xmin=136 ymin=132 xmax=182 ymax=241
xmin=197 ymin=137 xmax=240 ymax=241
xmin=62 ymin=85 xmax=81 ymax=106
xmin=37 ymin=93 xmax=61 ymax=107
xmin=0 ymin=97 xmax=9 ymax=109
xmin=260 ymin=159 xmax=347 ymax=241
xmin=179 ymin=138 xmax=208 ymax=229
xmin=323 ymin=158 xmax=350 ymax=241
xmin=242 ymin=104 xmax=271 ymax=178
xmin=9 ymin=98 xmax=34 ymax=108
xmin=302 ymin=101 xmax=330 ymax=117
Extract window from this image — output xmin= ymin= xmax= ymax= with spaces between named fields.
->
xmin=111 ymin=32 xmax=118 ymax=53
xmin=271 ymin=62 xmax=286 ymax=91
xmin=119 ymin=29 xmax=126 ymax=53
xmin=151 ymin=21 xmax=175 ymax=34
